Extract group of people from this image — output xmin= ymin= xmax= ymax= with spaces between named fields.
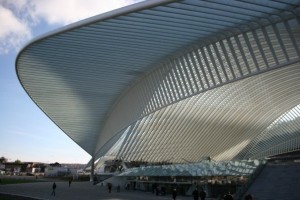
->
xmin=223 ymin=192 xmax=254 ymax=200
xmin=224 ymin=192 xmax=254 ymax=200
xmin=50 ymin=181 xmax=253 ymax=199
xmin=192 ymin=188 xmax=206 ymax=200
xmin=50 ymin=178 xmax=73 ymax=196
xmin=171 ymin=188 xmax=206 ymax=200
xmin=223 ymin=192 xmax=234 ymax=200
xmin=105 ymin=183 xmax=124 ymax=193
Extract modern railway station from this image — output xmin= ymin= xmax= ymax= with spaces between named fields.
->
xmin=15 ymin=0 xmax=300 ymax=199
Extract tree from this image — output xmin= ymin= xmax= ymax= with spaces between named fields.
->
xmin=14 ymin=159 xmax=21 ymax=164
xmin=0 ymin=156 xmax=7 ymax=163
xmin=50 ymin=162 xmax=61 ymax=167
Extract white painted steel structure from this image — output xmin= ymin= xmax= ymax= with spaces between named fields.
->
xmin=16 ymin=0 xmax=300 ymax=166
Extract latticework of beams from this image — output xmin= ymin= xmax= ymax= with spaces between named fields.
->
xmin=96 ymin=17 xmax=300 ymax=163
xmin=16 ymin=0 xmax=300 ymax=165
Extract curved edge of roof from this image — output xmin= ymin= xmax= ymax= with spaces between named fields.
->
xmin=14 ymin=0 xmax=176 ymax=114
xmin=15 ymin=0 xmax=175 ymax=66
xmin=14 ymin=0 xmax=177 ymax=157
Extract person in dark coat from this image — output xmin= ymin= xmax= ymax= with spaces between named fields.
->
xmin=51 ymin=182 xmax=56 ymax=196
xmin=108 ymin=183 xmax=112 ymax=193
xmin=199 ymin=189 xmax=206 ymax=200
xmin=245 ymin=194 xmax=253 ymax=200
xmin=172 ymin=188 xmax=177 ymax=200
xmin=224 ymin=192 xmax=233 ymax=200
xmin=68 ymin=178 xmax=72 ymax=187
xmin=192 ymin=188 xmax=199 ymax=200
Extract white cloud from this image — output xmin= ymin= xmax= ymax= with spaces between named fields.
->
xmin=0 ymin=0 xmax=143 ymax=55
xmin=0 ymin=3 xmax=31 ymax=54
xmin=32 ymin=0 xmax=140 ymax=25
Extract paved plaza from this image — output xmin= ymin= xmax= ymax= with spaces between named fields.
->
xmin=0 ymin=181 xmax=205 ymax=200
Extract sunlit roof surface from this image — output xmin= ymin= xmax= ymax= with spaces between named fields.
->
xmin=16 ymin=0 xmax=300 ymax=165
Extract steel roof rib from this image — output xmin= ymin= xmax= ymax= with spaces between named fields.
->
xmin=16 ymin=0 xmax=300 ymax=165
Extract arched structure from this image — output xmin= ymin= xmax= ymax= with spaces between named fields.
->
xmin=16 ymin=0 xmax=300 ymax=167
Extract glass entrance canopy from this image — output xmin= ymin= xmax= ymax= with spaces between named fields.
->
xmin=118 ymin=160 xmax=264 ymax=177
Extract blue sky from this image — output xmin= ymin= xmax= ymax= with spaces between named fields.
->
xmin=0 ymin=0 xmax=141 ymax=164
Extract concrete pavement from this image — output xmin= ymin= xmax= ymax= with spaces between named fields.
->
xmin=0 ymin=181 xmax=199 ymax=200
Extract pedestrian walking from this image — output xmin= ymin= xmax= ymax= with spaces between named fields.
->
xmin=108 ymin=183 xmax=112 ymax=193
xmin=245 ymin=194 xmax=253 ymax=200
xmin=69 ymin=178 xmax=72 ymax=187
xmin=199 ymin=189 xmax=206 ymax=200
xmin=224 ymin=192 xmax=233 ymax=200
xmin=172 ymin=188 xmax=177 ymax=200
xmin=192 ymin=188 xmax=199 ymax=200
xmin=51 ymin=182 xmax=56 ymax=196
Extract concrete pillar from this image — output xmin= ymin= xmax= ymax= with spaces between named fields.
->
xmin=90 ymin=157 xmax=95 ymax=183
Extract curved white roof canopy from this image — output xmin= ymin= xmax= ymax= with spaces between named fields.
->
xmin=16 ymin=0 xmax=300 ymax=164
